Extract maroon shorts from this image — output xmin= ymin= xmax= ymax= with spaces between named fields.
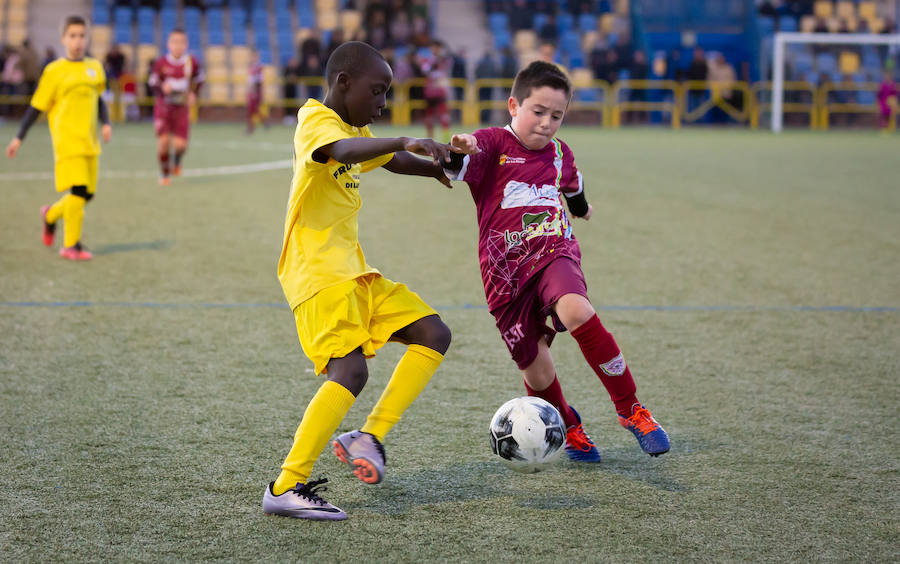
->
xmin=424 ymin=97 xmax=449 ymax=128
xmin=154 ymin=103 xmax=190 ymax=139
xmin=247 ymin=94 xmax=261 ymax=115
xmin=490 ymin=257 xmax=589 ymax=370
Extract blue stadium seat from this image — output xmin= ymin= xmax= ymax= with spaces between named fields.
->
xmin=854 ymin=74 xmax=877 ymax=104
xmin=817 ymin=53 xmax=837 ymax=74
xmin=233 ymin=26 xmax=248 ymax=46
xmin=557 ymin=12 xmax=575 ymax=33
xmin=159 ymin=8 xmax=176 ymax=39
xmin=578 ymin=14 xmax=597 ymax=32
xmin=778 ymin=15 xmax=797 ymax=32
xmin=488 ymin=12 xmax=509 ymax=32
xmin=113 ymin=7 xmax=133 ymax=45
xmin=597 ymin=0 xmax=612 ymax=13
xmin=533 ymin=13 xmax=548 ymax=32
xmin=758 ymin=16 xmax=775 ymax=37
xmin=259 ymin=50 xmax=273 ymax=64
xmin=137 ymin=7 xmax=155 ymax=44
xmin=494 ymin=30 xmax=512 ymax=50
xmin=560 ymin=31 xmax=580 ymax=55
xmin=93 ymin=1 xmax=110 ymax=25
xmin=231 ymin=6 xmax=248 ymax=28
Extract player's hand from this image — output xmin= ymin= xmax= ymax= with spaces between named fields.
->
xmin=403 ymin=137 xmax=451 ymax=165
xmin=187 ymin=92 xmax=196 ymax=106
xmin=162 ymin=82 xmax=173 ymax=94
xmin=433 ymin=167 xmax=453 ymax=189
xmin=577 ymin=204 xmax=593 ymax=221
xmin=6 ymin=138 xmax=21 ymax=159
xmin=450 ymin=134 xmax=479 ymax=154
xmin=101 ymin=124 xmax=112 ymax=143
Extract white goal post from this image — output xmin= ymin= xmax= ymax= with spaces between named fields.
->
xmin=772 ymin=32 xmax=900 ymax=132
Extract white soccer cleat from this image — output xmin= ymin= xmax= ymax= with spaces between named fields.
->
xmin=333 ymin=430 xmax=386 ymax=485
xmin=262 ymin=478 xmax=347 ymax=520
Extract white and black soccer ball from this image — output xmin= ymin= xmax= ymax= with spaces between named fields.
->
xmin=489 ymin=396 xmax=566 ymax=473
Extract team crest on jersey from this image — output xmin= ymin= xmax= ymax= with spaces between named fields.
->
xmin=499 ymin=154 xmax=526 ymax=165
xmin=599 ymin=354 xmax=626 ymax=376
xmin=87 ymin=68 xmax=97 ymax=78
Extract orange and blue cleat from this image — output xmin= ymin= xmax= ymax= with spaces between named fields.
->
xmin=172 ymin=165 xmax=182 ymax=177
xmin=565 ymin=407 xmax=602 ymax=463
xmin=619 ymin=404 xmax=670 ymax=456
xmin=40 ymin=205 xmax=56 ymax=247
xmin=333 ymin=430 xmax=386 ymax=485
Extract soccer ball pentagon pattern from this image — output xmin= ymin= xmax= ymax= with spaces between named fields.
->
xmin=489 ymin=396 xmax=566 ymax=473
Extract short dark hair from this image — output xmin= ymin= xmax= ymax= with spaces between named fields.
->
xmin=510 ymin=61 xmax=571 ymax=104
xmin=62 ymin=15 xmax=88 ymax=33
xmin=325 ymin=41 xmax=386 ymax=85
xmin=170 ymin=27 xmax=186 ymax=36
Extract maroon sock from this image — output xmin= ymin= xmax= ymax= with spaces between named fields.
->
xmin=159 ymin=151 xmax=170 ymax=176
xmin=524 ymin=375 xmax=579 ymax=428
xmin=570 ymin=314 xmax=639 ymax=417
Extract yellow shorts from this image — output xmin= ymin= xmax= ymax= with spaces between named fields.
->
xmin=294 ymin=274 xmax=438 ymax=375
xmin=54 ymin=156 xmax=98 ymax=193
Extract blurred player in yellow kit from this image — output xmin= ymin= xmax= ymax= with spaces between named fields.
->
xmin=5 ymin=15 xmax=111 ymax=261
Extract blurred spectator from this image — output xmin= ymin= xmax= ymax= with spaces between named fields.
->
xmin=593 ymin=49 xmax=619 ymax=84
xmin=1 ymin=46 xmax=24 ymax=116
xmin=500 ymin=46 xmax=518 ymax=78
xmin=390 ymin=11 xmax=412 ymax=47
xmin=366 ymin=9 xmax=390 ymax=50
xmin=326 ymin=29 xmax=345 ymax=62
xmin=686 ymin=47 xmax=708 ymax=122
xmin=300 ymin=49 xmax=323 ymax=102
xmin=613 ymin=34 xmax=633 ymax=70
xmin=757 ymin=0 xmax=779 ymax=17
xmin=475 ymin=51 xmax=498 ymax=123
xmin=300 ymin=30 xmax=322 ymax=62
xmin=538 ymin=41 xmax=558 ymax=64
xmin=416 ymin=39 xmax=452 ymax=139
xmin=282 ymin=57 xmax=301 ymax=121
xmin=106 ymin=45 xmax=126 ymax=81
xmin=878 ymin=69 xmax=898 ymax=130
xmin=509 ymin=0 xmax=534 ymax=32
xmin=708 ymin=53 xmax=737 ymax=123
xmin=667 ymin=49 xmax=686 ymax=81
xmin=538 ymin=14 xmax=559 ymax=44
xmin=627 ymin=49 xmax=649 ymax=123
xmin=19 ymin=40 xmax=40 ymax=95
xmin=42 ymin=47 xmax=57 ymax=69
xmin=451 ymin=47 xmax=467 ymax=99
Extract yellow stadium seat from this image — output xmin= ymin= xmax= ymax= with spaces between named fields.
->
xmin=844 ymin=15 xmax=858 ymax=31
xmin=835 ymin=1 xmax=855 ymax=20
xmin=232 ymin=83 xmax=248 ymax=102
xmin=205 ymin=47 xmax=227 ymax=66
xmin=826 ymin=16 xmax=841 ymax=32
xmin=867 ymin=16 xmax=885 ymax=33
xmin=839 ymin=51 xmax=860 ymax=74
xmin=316 ymin=0 xmax=338 ymax=10
xmin=317 ymin=9 xmax=338 ymax=31
xmin=263 ymin=65 xmax=278 ymax=81
xmin=813 ymin=1 xmax=833 ymax=19
xmin=858 ymin=1 xmax=876 ymax=20
xmin=514 ymin=30 xmax=537 ymax=53
xmin=6 ymin=7 xmax=27 ymax=25
xmin=615 ymin=0 xmax=629 ymax=16
xmin=295 ymin=28 xmax=312 ymax=45
xmin=571 ymin=68 xmax=594 ymax=88
xmin=231 ymin=46 xmax=251 ymax=68
xmin=8 ymin=0 xmax=27 ymax=7
xmin=600 ymin=13 xmax=616 ymax=34
xmin=800 ymin=15 xmax=817 ymax=32
xmin=92 ymin=25 xmax=112 ymax=48
xmin=340 ymin=10 xmax=362 ymax=36
xmin=7 ymin=25 xmax=26 ymax=45
xmin=208 ymin=83 xmax=230 ymax=103
xmin=137 ymin=44 xmax=158 ymax=64
xmin=206 ymin=65 xmax=229 ymax=81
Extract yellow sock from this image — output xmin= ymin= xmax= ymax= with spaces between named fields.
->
xmin=361 ymin=344 xmax=444 ymax=442
xmin=62 ymin=194 xmax=86 ymax=248
xmin=272 ymin=380 xmax=356 ymax=495
xmin=46 ymin=194 xmax=67 ymax=224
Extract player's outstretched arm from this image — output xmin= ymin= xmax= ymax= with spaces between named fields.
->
xmin=317 ymin=136 xmax=451 ymax=167
xmin=6 ymin=105 xmax=41 ymax=158
xmin=382 ymin=151 xmax=453 ymax=188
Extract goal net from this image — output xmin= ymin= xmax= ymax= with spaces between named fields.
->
xmin=771 ymin=31 xmax=900 ymax=132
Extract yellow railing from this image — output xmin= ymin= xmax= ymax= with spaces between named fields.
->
xmin=0 ymin=78 xmax=891 ymax=130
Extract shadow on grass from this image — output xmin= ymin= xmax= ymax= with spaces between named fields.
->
xmin=92 ymin=239 xmax=174 ymax=255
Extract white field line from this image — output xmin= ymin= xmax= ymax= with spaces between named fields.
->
xmin=0 ymin=159 xmax=292 ymax=182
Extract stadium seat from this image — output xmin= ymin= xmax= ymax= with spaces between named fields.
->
xmin=817 ymin=52 xmax=838 ymax=74
xmin=836 ymin=1 xmax=855 ymax=20
xmin=600 ymin=13 xmax=616 ymax=34
xmin=577 ymin=13 xmax=597 ymax=32
xmin=779 ymin=15 xmax=798 ymax=32
xmin=800 ymin=15 xmax=817 ymax=32
xmin=615 ymin=0 xmax=629 ymax=15
xmin=318 ymin=9 xmax=338 ymax=31
xmin=866 ymin=16 xmax=885 ymax=33
xmin=92 ymin=25 xmax=113 ymax=51
xmin=137 ymin=44 xmax=158 ymax=77
xmin=340 ymin=10 xmax=362 ymax=36
xmin=757 ymin=16 xmax=775 ymax=37
xmin=231 ymin=46 xmax=252 ymax=68
xmin=93 ymin=1 xmax=111 ymax=25
xmin=557 ymin=13 xmax=575 ymax=33
xmin=839 ymin=51 xmax=860 ymax=75
xmin=488 ymin=12 xmax=509 ymax=32
xmin=813 ymin=1 xmax=833 ymax=19
xmin=857 ymin=1 xmax=876 ymax=20
xmin=581 ymin=30 xmax=599 ymax=53
xmin=514 ymin=30 xmax=537 ymax=53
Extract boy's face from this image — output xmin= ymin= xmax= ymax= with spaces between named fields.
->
xmin=168 ymin=32 xmax=187 ymax=58
xmin=508 ymin=86 xmax=569 ymax=150
xmin=62 ymin=24 xmax=88 ymax=60
xmin=341 ymin=59 xmax=393 ymax=127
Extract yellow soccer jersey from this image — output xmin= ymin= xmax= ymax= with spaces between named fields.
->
xmin=29 ymin=57 xmax=106 ymax=161
xmin=278 ymin=99 xmax=395 ymax=309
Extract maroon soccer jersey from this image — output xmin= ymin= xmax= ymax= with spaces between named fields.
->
xmin=454 ymin=126 xmax=584 ymax=310
xmin=148 ymin=54 xmax=204 ymax=107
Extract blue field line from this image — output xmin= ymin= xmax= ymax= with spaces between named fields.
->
xmin=0 ymin=301 xmax=897 ymax=313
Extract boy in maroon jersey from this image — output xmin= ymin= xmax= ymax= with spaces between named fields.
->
xmin=148 ymin=28 xmax=204 ymax=186
xmin=416 ymin=39 xmax=452 ymax=142
xmin=444 ymin=61 xmax=670 ymax=460
xmin=246 ymin=49 xmax=266 ymax=134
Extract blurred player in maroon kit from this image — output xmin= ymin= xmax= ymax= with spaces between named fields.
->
xmin=416 ymin=39 xmax=452 ymax=141
xmin=246 ymin=49 xmax=266 ymax=134
xmin=148 ymin=28 xmax=204 ymax=186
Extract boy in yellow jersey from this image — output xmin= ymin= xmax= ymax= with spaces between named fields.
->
xmin=262 ymin=41 xmax=476 ymax=521
xmin=5 ymin=15 xmax=111 ymax=261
